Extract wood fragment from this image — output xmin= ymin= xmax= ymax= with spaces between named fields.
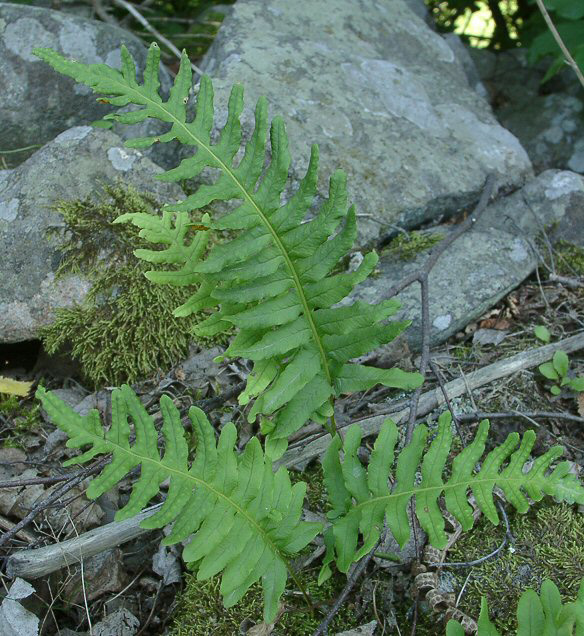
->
xmin=5 ymin=506 xmax=160 ymax=579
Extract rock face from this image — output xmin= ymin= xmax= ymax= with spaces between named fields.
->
xmin=351 ymin=170 xmax=584 ymax=349
xmin=199 ymin=0 xmax=532 ymax=245
xmin=0 ymin=3 xmax=174 ymax=167
xmin=0 ymin=126 xmax=184 ymax=343
xmin=467 ymin=48 xmax=584 ymax=174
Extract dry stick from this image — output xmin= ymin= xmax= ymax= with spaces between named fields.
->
xmin=534 ymin=0 xmax=584 ymax=90
xmin=456 ymin=411 xmax=584 ymax=425
xmin=0 ymin=459 xmax=107 ymax=551
xmin=381 ymin=174 xmax=496 ymax=443
xmin=110 ymin=0 xmax=205 ymax=76
xmin=548 ymin=273 xmax=584 ymax=289
xmin=311 ymin=541 xmax=381 ymax=636
xmin=0 ymin=470 xmax=93 ymax=490
xmin=429 ymin=359 xmax=465 ymax=445
xmin=7 ymin=332 xmax=584 ymax=580
xmin=5 ymin=506 xmax=160 ymax=579
xmin=90 ymin=0 xmax=118 ymax=25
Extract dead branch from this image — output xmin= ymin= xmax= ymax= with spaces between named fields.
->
xmin=384 ymin=174 xmax=496 ymax=443
xmin=5 ymin=506 xmax=160 ymax=579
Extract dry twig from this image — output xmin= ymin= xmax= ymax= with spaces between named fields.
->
xmin=110 ymin=0 xmax=204 ymax=76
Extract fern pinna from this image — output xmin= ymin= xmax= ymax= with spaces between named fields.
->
xmin=35 ymin=384 xmax=321 ymax=622
xmin=33 ymin=43 xmax=423 ymax=453
xmin=321 ymin=411 xmax=584 ymax=576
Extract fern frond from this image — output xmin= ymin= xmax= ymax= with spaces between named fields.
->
xmin=33 ymin=44 xmax=423 ymax=448
xmin=35 ymin=385 xmax=321 ymax=622
xmin=322 ymin=411 xmax=584 ymax=572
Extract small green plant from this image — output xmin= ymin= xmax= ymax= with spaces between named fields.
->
xmin=0 ymin=394 xmax=41 ymax=449
xmin=446 ymin=577 xmax=584 ymax=635
xmin=534 ymin=327 xmax=584 ymax=395
xmin=447 ymin=502 xmax=584 ymax=633
xmin=31 ymin=43 xmax=584 ymax=627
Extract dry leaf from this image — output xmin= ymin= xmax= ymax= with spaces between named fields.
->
xmin=0 ymin=377 xmax=33 ymax=397
xmin=577 ymin=392 xmax=584 ymax=417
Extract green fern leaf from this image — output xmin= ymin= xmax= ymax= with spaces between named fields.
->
xmin=35 ymin=385 xmax=321 ymax=622
xmin=33 ymin=44 xmax=424 ymax=449
xmin=322 ymin=411 xmax=584 ymax=572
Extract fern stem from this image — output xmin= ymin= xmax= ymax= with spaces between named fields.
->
xmin=287 ymin=567 xmax=316 ymax=615
xmin=325 ymin=401 xmax=337 ymax=436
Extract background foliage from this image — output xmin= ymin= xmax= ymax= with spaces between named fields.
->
xmin=425 ymin=0 xmax=584 ymax=81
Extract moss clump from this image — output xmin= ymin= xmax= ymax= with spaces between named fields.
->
xmin=170 ymin=567 xmax=367 ymax=636
xmin=40 ymin=183 xmax=214 ymax=389
xmin=383 ymin=230 xmax=444 ymax=261
xmin=448 ymin=503 xmax=584 ymax=634
xmin=554 ymin=240 xmax=584 ymax=277
xmin=0 ymin=395 xmax=41 ymax=449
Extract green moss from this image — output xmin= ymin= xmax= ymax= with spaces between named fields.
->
xmin=170 ymin=567 xmax=367 ymax=636
xmin=448 ymin=503 xmax=584 ymax=634
xmin=292 ymin=461 xmax=328 ymax=515
xmin=40 ymin=183 xmax=219 ymax=389
xmin=0 ymin=395 xmax=41 ymax=449
xmin=554 ymin=240 xmax=584 ymax=277
xmin=383 ymin=230 xmax=444 ymax=261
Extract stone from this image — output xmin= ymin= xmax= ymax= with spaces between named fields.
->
xmin=499 ymin=93 xmax=584 ymax=174
xmin=0 ymin=578 xmax=39 ymax=636
xmin=92 ymin=608 xmax=140 ymax=636
xmin=198 ymin=0 xmax=532 ymax=246
xmin=351 ymin=226 xmax=537 ymax=350
xmin=0 ymin=3 xmax=175 ymax=169
xmin=476 ymin=169 xmax=584 ymax=246
xmin=467 ymin=47 xmax=584 ymax=174
xmin=0 ymin=126 xmax=184 ymax=343
xmin=62 ymin=549 xmax=126 ymax=604
xmin=334 ymin=622 xmax=378 ymax=636
xmin=350 ymin=170 xmax=584 ymax=349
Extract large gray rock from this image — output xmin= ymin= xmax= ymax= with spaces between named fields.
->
xmin=0 ymin=3 xmax=175 ymax=168
xmin=467 ymin=48 xmax=584 ymax=174
xmin=198 ymin=0 xmax=532 ymax=246
xmin=500 ymin=94 xmax=584 ymax=174
xmin=477 ymin=169 xmax=584 ymax=245
xmin=0 ymin=126 xmax=184 ymax=343
xmin=350 ymin=170 xmax=584 ymax=349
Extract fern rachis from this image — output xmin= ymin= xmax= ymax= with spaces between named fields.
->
xmin=321 ymin=411 xmax=584 ymax=575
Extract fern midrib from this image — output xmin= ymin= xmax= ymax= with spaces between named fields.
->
xmin=353 ymin=476 xmax=538 ymax=512
xmin=97 ymin=433 xmax=288 ymax=564
xmin=116 ymin=79 xmax=334 ymax=400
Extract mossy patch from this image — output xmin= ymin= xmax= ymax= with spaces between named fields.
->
xmin=447 ymin=502 xmax=584 ymax=634
xmin=383 ymin=230 xmax=444 ymax=261
xmin=40 ymin=183 xmax=218 ymax=389
xmin=0 ymin=394 xmax=41 ymax=449
xmin=554 ymin=240 xmax=584 ymax=277
xmin=169 ymin=567 xmax=367 ymax=636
